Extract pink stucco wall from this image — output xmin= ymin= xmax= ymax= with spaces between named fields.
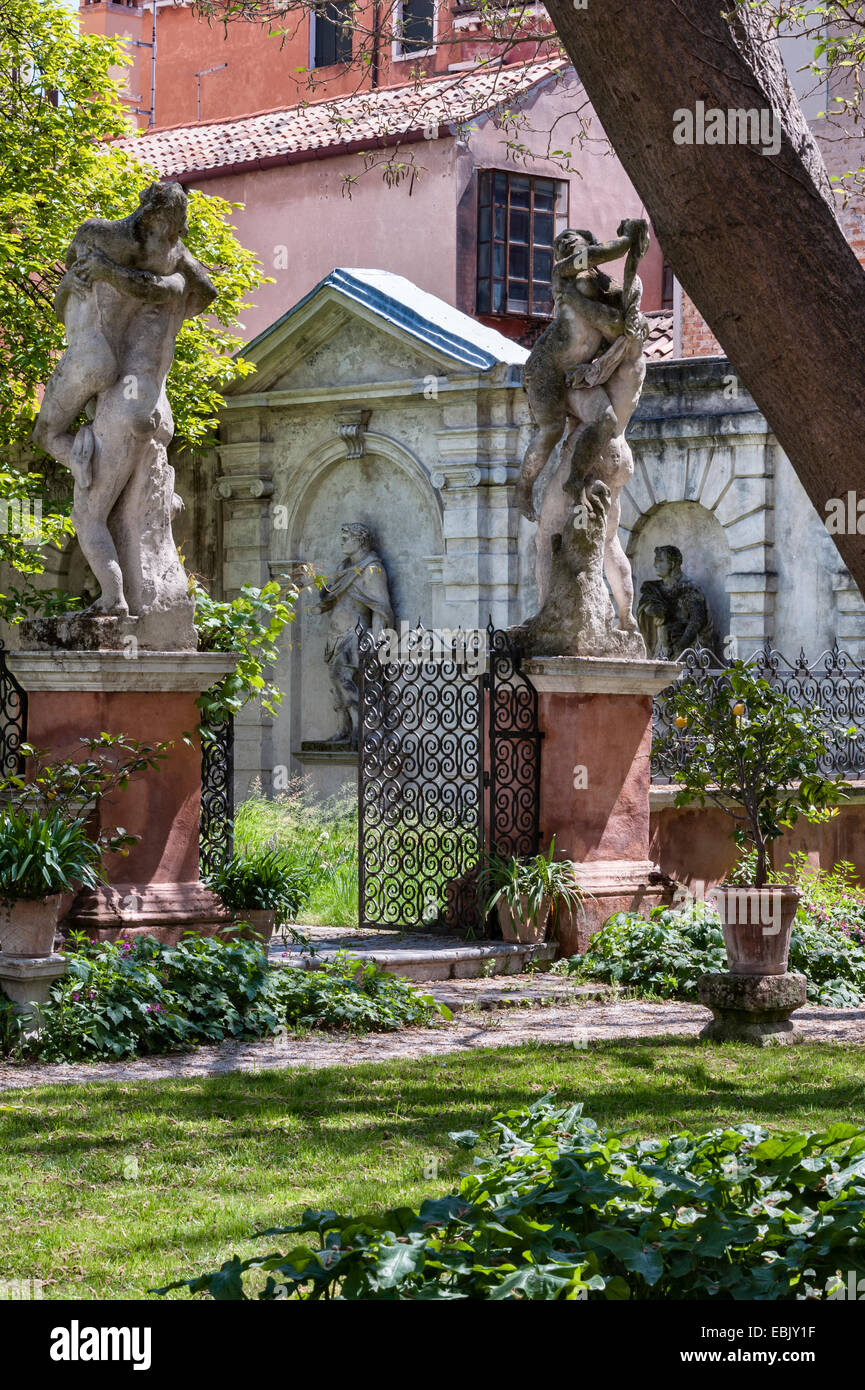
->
xmin=187 ymin=74 xmax=661 ymax=344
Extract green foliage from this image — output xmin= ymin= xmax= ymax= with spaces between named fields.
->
xmin=559 ymin=901 xmax=728 ymax=999
xmin=193 ymin=579 xmax=298 ymax=722
xmin=234 ymin=781 xmax=359 ymax=928
xmin=0 ymin=808 xmax=103 ymax=902
xmin=277 ymin=952 xmax=449 ymax=1033
xmin=0 ymin=473 xmax=73 ymax=575
xmin=8 ymin=933 xmax=443 ymax=1062
xmin=561 ymin=855 xmax=865 ymax=1007
xmin=0 ymin=578 xmax=82 ymax=623
xmin=205 ymin=847 xmax=312 ymax=919
xmin=751 ymin=2 xmax=865 ymax=186
xmin=478 ymin=837 xmax=586 ymax=935
xmin=0 ymin=0 xmax=263 ymax=569
xmin=1 ymin=735 xmax=170 ymax=854
xmin=657 ymin=662 xmax=848 ymax=886
xmin=156 ymin=1091 xmax=865 ymax=1300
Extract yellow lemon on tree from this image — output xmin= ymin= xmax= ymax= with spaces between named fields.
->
xmin=674 ymin=715 xmax=688 ymax=729
xmin=732 ymin=702 xmax=746 ymax=716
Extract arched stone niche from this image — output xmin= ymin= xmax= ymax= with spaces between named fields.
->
xmin=279 ymin=436 xmax=443 ymax=758
xmin=628 ymin=500 xmax=732 ymax=647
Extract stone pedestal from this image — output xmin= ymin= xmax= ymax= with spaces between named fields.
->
xmin=8 ymin=650 xmax=237 ymax=943
xmin=698 ymin=970 xmax=807 ymax=1045
xmin=523 ymin=655 xmax=680 ymax=956
xmin=0 ymin=953 xmax=67 ymax=1039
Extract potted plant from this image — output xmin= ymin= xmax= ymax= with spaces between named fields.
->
xmin=658 ymin=662 xmax=848 ymax=974
xmin=205 ymin=846 xmax=312 ymax=946
xmin=0 ymin=808 xmax=104 ymax=956
xmin=479 ymin=839 xmax=586 ymax=944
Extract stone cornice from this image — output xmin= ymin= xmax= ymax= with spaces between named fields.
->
xmin=523 ymin=655 xmax=682 ymax=695
xmin=8 ymin=651 xmax=237 ymax=693
xmin=219 ymin=371 xmax=521 ymax=412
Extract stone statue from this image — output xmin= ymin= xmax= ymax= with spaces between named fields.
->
xmin=637 ymin=545 xmax=718 ymax=660
xmin=515 ymin=218 xmax=651 ymax=658
xmin=33 ymin=182 xmax=216 ymax=650
xmin=315 ymin=523 xmax=394 ymax=746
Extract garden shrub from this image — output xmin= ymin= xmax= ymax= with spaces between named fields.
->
xmin=157 ymin=1093 xmax=865 ymax=1301
xmin=1 ymin=933 xmax=444 ymax=1061
xmin=234 ymin=780 xmax=358 ymax=927
xmin=558 ymin=855 xmax=865 ymax=1006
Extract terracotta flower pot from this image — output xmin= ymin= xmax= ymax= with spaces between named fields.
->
xmin=0 ymin=895 xmax=64 ymax=958
xmin=497 ymin=895 xmax=551 ymax=944
xmin=233 ymin=908 xmax=276 ymax=947
xmin=710 ymin=884 xmax=800 ymax=976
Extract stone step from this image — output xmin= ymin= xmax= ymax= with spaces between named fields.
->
xmin=427 ymin=976 xmax=616 ymax=1011
xmin=270 ymin=938 xmax=557 ymax=982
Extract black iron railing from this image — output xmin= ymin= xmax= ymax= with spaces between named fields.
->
xmin=199 ymin=716 xmax=234 ymax=874
xmin=652 ymin=643 xmax=865 ymax=783
xmin=0 ymin=641 xmax=27 ymax=780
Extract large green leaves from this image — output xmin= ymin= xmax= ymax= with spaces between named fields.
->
xmin=156 ymin=1093 xmax=865 ymax=1301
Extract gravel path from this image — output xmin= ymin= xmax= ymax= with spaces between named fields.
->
xmin=2 ymin=997 xmax=865 ymax=1093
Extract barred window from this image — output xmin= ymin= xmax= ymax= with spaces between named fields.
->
xmin=476 ymin=171 xmax=569 ymax=318
xmin=312 ymin=2 xmax=353 ymax=68
xmin=395 ymin=0 xmax=435 ymax=55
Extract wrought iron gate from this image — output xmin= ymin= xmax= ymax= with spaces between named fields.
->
xmin=357 ymin=623 xmax=541 ymax=933
xmin=199 ymin=716 xmax=234 ymax=875
xmin=0 ymin=642 xmax=27 ymax=779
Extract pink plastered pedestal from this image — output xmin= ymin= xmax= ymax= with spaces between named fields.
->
xmin=523 ymin=655 xmax=682 ymax=957
xmin=8 ymin=650 xmax=237 ymax=944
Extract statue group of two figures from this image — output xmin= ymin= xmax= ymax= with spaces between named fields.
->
xmin=516 ymin=215 xmax=715 ymax=663
xmin=35 ymin=181 xmax=712 ymax=739
xmin=515 ymin=217 xmax=652 ymax=659
xmin=34 ymin=181 xmax=215 ymax=651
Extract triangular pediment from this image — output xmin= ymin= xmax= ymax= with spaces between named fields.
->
xmin=225 ymin=268 xmax=527 ymax=395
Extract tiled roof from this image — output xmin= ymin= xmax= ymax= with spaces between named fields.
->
xmin=116 ymin=59 xmax=568 ymax=179
xmin=249 ymin=267 xmax=528 ymax=370
xmin=644 ymin=310 xmax=674 ymax=360
xmin=518 ymin=310 xmax=674 ymax=360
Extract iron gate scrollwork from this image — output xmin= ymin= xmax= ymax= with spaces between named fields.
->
xmin=358 ymin=622 xmax=541 ymax=932
xmin=652 ymin=642 xmax=865 ymax=783
xmin=487 ymin=625 xmax=542 ymax=859
xmin=199 ymin=716 xmax=234 ymax=875
xmin=0 ymin=641 xmax=27 ymax=780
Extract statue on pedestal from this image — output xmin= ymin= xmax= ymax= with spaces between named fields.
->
xmin=33 ymin=182 xmax=216 ymax=650
xmin=315 ymin=523 xmax=394 ymax=746
xmin=637 ymin=545 xmax=718 ymax=660
xmin=515 ymin=218 xmax=651 ymax=659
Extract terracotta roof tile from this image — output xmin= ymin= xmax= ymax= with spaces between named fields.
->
xmin=520 ymin=310 xmax=675 ymax=360
xmin=644 ymin=310 xmax=674 ymax=360
xmin=117 ymin=60 xmax=568 ymax=178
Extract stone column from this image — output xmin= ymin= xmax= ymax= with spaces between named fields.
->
xmin=0 ymin=954 xmax=67 ymax=1040
xmin=523 ymin=655 xmax=681 ymax=956
xmin=8 ymin=650 xmax=237 ymax=944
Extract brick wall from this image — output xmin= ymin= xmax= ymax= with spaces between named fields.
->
xmin=680 ymin=294 xmax=724 ymax=357
xmin=680 ymin=126 xmax=865 ymax=358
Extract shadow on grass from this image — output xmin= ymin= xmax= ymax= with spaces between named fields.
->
xmin=4 ymin=1036 xmax=865 ymax=1161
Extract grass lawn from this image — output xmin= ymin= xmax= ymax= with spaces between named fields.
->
xmin=2 ymin=1037 xmax=865 ymax=1300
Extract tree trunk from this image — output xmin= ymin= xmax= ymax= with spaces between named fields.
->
xmin=546 ymin=0 xmax=865 ymax=587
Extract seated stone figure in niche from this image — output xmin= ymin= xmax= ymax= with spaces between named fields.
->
xmin=315 ymin=522 xmax=394 ymax=746
xmin=637 ymin=545 xmax=718 ymax=660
